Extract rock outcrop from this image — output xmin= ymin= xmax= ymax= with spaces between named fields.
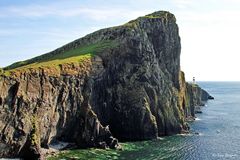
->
xmin=186 ymin=82 xmax=213 ymax=115
xmin=0 ymin=11 xmax=212 ymax=159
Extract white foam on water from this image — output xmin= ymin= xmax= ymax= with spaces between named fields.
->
xmin=157 ymin=137 xmax=165 ymax=140
xmin=195 ymin=117 xmax=201 ymax=121
xmin=42 ymin=141 xmax=70 ymax=156
xmin=49 ymin=141 xmax=69 ymax=150
xmin=178 ymin=133 xmax=193 ymax=137
xmin=198 ymin=132 xmax=204 ymax=136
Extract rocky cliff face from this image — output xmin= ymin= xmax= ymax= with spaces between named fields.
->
xmin=0 ymin=11 xmax=212 ymax=159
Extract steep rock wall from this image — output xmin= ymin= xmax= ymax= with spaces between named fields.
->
xmin=0 ymin=61 xmax=118 ymax=159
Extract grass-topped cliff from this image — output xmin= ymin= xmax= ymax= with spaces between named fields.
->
xmin=1 ymin=11 xmax=174 ymax=77
xmin=5 ymin=40 xmax=116 ymax=70
xmin=2 ymin=40 xmax=117 ymax=76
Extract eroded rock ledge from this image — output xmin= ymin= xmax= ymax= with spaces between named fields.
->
xmin=0 ymin=11 xmax=212 ymax=159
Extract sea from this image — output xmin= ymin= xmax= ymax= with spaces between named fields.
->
xmin=11 ymin=82 xmax=240 ymax=160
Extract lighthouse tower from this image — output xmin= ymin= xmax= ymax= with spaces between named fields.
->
xmin=193 ymin=77 xmax=196 ymax=84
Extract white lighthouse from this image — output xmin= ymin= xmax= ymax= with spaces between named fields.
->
xmin=193 ymin=77 xmax=196 ymax=84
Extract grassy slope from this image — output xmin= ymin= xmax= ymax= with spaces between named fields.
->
xmin=3 ymin=54 xmax=92 ymax=76
xmin=1 ymin=40 xmax=116 ymax=76
xmin=2 ymin=11 xmax=171 ymax=76
xmin=5 ymin=40 xmax=115 ymax=70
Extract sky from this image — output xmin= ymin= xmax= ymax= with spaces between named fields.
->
xmin=0 ymin=0 xmax=240 ymax=81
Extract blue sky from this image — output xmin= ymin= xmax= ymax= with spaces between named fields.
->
xmin=1 ymin=0 xmax=240 ymax=81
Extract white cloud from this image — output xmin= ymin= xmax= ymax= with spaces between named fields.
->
xmin=0 ymin=4 xmax=150 ymax=21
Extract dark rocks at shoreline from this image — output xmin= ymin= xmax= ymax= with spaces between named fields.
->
xmin=195 ymin=110 xmax=203 ymax=114
xmin=208 ymin=95 xmax=214 ymax=100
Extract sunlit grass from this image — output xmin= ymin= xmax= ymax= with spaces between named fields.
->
xmin=4 ymin=53 xmax=92 ymax=74
xmin=4 ymin=40 xmax=117 ymax=71
xmin=1 ymin=40 xmax=117 ymax=77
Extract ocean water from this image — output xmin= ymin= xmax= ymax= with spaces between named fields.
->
xmin=49 ymin=82 xmax=240 ymax=160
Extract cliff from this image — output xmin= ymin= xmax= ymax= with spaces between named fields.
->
xmin=0 ymin=11 xmax=212 ymax=159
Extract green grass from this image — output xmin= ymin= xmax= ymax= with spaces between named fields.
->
xmin=30 ymin=116 xmax=39 ymax=146
xmin=0 ymin=40 xmax=117 ymax=77
xmin=5 ymin=53 xmax=92 ymax=75
xmin=4 ymin=40 xmax=117 ymax=71
xmin=0 ymin=68 xmax=3 ymax=75
xmin=190 ymin=83 xmax=199 ymax=88
xmin=123 ymin=11 xmax=172 ymax=29
xmin=145 ymin=11 xmax=170 ymax=18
